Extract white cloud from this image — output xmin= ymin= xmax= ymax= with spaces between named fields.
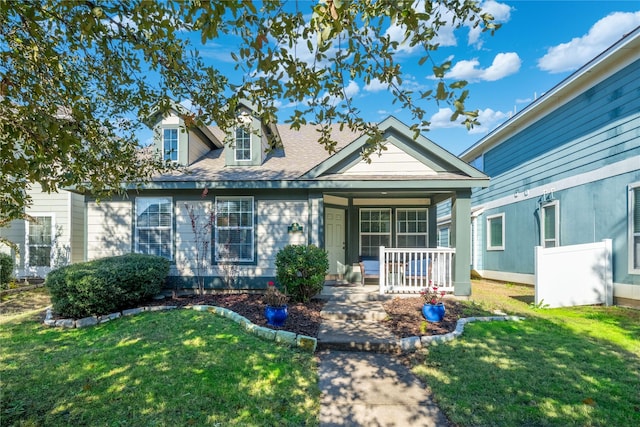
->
xmin=339 ymin=80 xmax=359 ymax=98
xmin=384 ymin=1 xmax=460 ymax=54
xmin=428 ymin=107 xmax=508 ymax=134
xmin=364 ymin=78 xmax=388 ymax=93
xmin=468 ymin=108 xmax=509 ymax=134
xmin=468 ymin=1 xmax=513 ymax=47
xmin=445 ymin=52 xmax=521 ymax=82
xmin=429 ymin=108 xmax=463 ymax=129
xmin=538 ymin=11 xmax=640 ymax=73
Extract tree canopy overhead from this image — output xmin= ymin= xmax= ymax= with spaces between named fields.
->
xmin=0 ymin=0 xmax=498 ymax=224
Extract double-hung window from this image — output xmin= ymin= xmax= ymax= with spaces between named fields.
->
xmin=27 ymin=216 xmax=53 ymax=267
xmin=359 ymin=208 xmax=391 ymax=257
xmin=630 ymin=184 xmax=640 ymax=273
xmin=486 ymin=213 xmax=505 ymax=251
xmin=541 ymin=201 xmax=559 ymax=248
xmin=163 ymin=128 xmax=178 ymax=162
xmin=235 ymin=127 xmax=251 ymax=161
xmin=396 ymin=209 xmax=428 ymax=248
xmin=135 ymin=197 xmax=173 ymax=259
xmin=215 ymin=197 xmax=254 ymax=262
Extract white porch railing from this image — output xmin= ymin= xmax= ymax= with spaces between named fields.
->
xmin=378 ymin=246 xmax=455 ymax=295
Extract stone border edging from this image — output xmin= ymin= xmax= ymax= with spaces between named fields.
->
xmin=398 ymin=315 xmax=526 ymax=352
xmin=43 ymin=304 xmax=318 ymax=353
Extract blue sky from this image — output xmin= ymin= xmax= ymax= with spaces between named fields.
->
xmin=172 ymin=1 xmax=640 ymax=156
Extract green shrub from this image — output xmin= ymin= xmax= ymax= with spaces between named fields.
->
xmin=0 ymin=253 xmax=14 ymax=288
xmin=46 ymin=253 xmax=169 ymax=318
xmin=275 ymin=244 xmax=328 ymax=303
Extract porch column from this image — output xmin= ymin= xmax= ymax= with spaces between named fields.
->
xmin=428 ymin=204 xmax=438 ymax=248
xmin=451 ymin=190 xmax=471 ymax=296
xmin=309 ymin=192 xmax=323 ymax=247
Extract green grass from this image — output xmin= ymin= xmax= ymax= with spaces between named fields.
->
xmin=1 ymin=309 xmax=319 ymax=426
xmin=414 ymin=281 xmax=640 ymax=426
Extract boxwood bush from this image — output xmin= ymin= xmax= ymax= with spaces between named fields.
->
xmin=275 ymin=244 xmax=328 ymax=303
xmin=0 ymin=253 xmax=14 ymax=288
xmin=46 ymin=253 xmax=170 ymax=318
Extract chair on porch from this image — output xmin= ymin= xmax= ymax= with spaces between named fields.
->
xmin=358 ymin=256 xmax=380 ymax=286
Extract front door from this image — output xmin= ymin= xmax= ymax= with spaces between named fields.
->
xmin=325 ymin=207 xmax=346 ymax=276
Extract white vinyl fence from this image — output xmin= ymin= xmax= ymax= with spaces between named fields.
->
xmin=534 ymin=239 xmax=612 ymax=308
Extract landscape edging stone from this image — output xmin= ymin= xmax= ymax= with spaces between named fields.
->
xmin=42 ymin=303 xmax=318 ymax=353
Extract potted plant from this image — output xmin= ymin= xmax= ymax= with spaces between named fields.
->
xmin=420 ymin=285 xmax=447 ymax=322
xmin=263 ymin=281 xmax=288 ymax=327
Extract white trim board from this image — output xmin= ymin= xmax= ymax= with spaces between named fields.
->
xmin=477 ymin=156 xmax=639 ymax=211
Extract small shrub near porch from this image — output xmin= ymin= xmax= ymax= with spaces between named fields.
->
xmin=275 ymin=244 xmax=328 ymax=303
xmin=46 ymin=253 xmax=169 ymax=318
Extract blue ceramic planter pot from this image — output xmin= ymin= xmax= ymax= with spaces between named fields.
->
xmin=422 ymin=303 xmax=445 ymax=322
xmin=265 ymin=305 xmax=288 ymax=327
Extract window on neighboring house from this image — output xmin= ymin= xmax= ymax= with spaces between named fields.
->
xmin=359 ymin=208 xmax=391 ymax=257
xmin=163 ymin=128 xmax=178 ymax=162
xmin=630 ymin=184 xmax=640 ymax=273
xmin=486 ymin=213 xmax=505 ymax=251
xmin=27 ymin=216 xmax=53 ymax=267
xmin=438 ymin=226 xmax=450 ymax=248
xmin=541 ymin=201 xmax=559 ymax=248
xmin=235 ymin=127 xmax=251 ymax=161
xmin=135 ymin=197 xmax=172 ymax=259
xmin=215 ymin=197 xmax=254 ymax=262
xmin=396 ymin=209 xmax=428 ymax=248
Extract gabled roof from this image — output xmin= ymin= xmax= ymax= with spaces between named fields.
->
xmin=146 ymin=100 xmax=223 ymax=149
xmin=460 ymin=25 xmax=640 ymax=162
xmin=155 ymin=124 xmax=361 ymax=182
xmin=305 ymin=116 xmax=486 ymax=181
xmin=148 ymin=116 xmax=489 ymax=192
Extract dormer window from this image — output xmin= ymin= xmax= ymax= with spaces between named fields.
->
xmin=235 ymin=127 xmax=251 ymax=161
xmin=163 ymin=128 xmax=178 ymax=162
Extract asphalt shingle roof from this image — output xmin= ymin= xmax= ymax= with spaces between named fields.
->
xmin=154 ymin=124 xmax=361 ymax=182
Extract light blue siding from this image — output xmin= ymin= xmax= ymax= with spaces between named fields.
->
xmin=483 ymin=59 xmax=640 ymax=179
xmin=479 ymin=172 xmax=640 ymax=286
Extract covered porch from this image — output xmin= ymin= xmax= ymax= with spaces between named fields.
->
xmin=303 ymin=116 xmax=488 ymax=297
xmin=321 ymin=188 xmax=474 ymax=297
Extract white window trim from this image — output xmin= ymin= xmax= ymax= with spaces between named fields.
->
xmin=629 ymin=183 xmax=640 ymax=274
xmin=214 ymin=196 xmax=254 ymax=262
xmin=25 ymin=213 xmax=55 ymax=269
xmin=135 ymin=197 xmax=173 ymax=260
xmin=395 ymin=208 xmax=428 ymax=248
xmin=162 ymin=128 xmax=179 ymax=163
xmin=359 ymin=208 xmax=392 ymax=255
xmin=541 ymin=200 xmax=560 ymax=248
xmin=234 ymin=127 xmax=252 ymax=162
xmin=486 ymin=213 xmax=505 ymax=251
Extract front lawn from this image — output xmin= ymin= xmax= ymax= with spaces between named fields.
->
xmin=1 ymin=309 xmax=319 ymax=426
xmin=413 ymin=280 xmax=640 ymax=426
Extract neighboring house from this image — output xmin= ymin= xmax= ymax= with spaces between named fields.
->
xmin=82 ymin=102 xmax=489 ymax=296
xmin=443 ymin=26 xmax=640 ymax=306
xmin=0 ymin=184 xmax=85 ymax=279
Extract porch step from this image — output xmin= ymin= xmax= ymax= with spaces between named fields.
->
xmin=317 ymin=319 xmax=400 ymax=353
xmin=321 ymin=299 xmax=390 ymax=322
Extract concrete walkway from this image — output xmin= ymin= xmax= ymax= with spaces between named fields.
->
xmin=317 ymin=282 xmax=451 ymax=426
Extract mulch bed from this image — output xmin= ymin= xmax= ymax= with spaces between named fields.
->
xmin=380 ymin=297 xmax=466 ymax=338
xmin=148 ymin=293 xmax=465 ymax=339
xmin=148 ymin=294 xmax=326 ymax=338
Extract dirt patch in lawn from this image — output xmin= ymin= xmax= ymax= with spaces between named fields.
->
xmin=0 ymin=287 xmax=51 ymax=322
